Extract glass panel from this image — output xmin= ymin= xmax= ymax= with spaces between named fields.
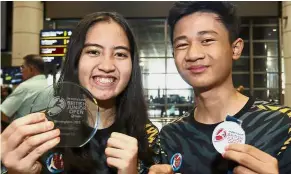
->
xmin=142 ymin=74 xmax=165 ymax=89
xmin=167 ymin=43 xmax=174 ymax=57
xmin=128 ymin=19 xmax=164 ymax=28
xmin=135 ymin=26 xmax=164 ymax=42
xmin=167 ymin=58 xmax=178 ymax=73
xmin=148 ymin=106 xmax=166 ymax=117
xmin=165 ymin=104 xmax=193 ymax=116
xmin=254 ymin=73 xmax=279 ymax=88
xmin=165 ymin=89 xmax=194 ymax=117
xmin=140 ymin=58 xmax=165 ymax=73
xmin=44 ymin=21 xmax=54 ymax=30
xmin=252 ymin=18 xmax=278 ymax=25
xmin=241 ymin=42 xmax=249 ymax=56
xmin=232 ymin=74 xmax=250 ymax=88
xmin=239 ymin=27 xmax=249 ymax=40
xmin=253 ymin=42 xmax=278 ymax=57
xmin=128 ymin=19 xmax=165 ymax=42
xmin=233 ymin=58 xmax=250 ymax=71
xmin=145 ymin=89 xmax=166 ymax=104
xmin=253 ymin=89 xmax=279 ymax=102
xmin=253 ymin=27 xmax=278 ymax=40
xmin=254 ymin=58 xmax=278 ymax=72
xmin=139 ymin=42 xmax=166 ymax=57
xmin=146 ymin=88 xmax=167 ymax=117
xmin=166 ymin=89 xmax=194 ymax=104
xmin=166 ymin=74 xmax=191 ymax=89
xmin=241 ymin=18 xmax=250 ymax=24
xmin=56 ymin=20 xmax=79 ymax=29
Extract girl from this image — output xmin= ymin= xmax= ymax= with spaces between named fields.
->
xmin=1 ymin=12 xmax=160 ymax=174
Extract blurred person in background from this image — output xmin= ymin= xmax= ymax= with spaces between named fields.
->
xmin=1 ymin=86 xmax=13 ymax=103
xmin=1 ymin=86 xmax=12 ymax=132
xmin=1 ymin=54 xmax=48 ymax=123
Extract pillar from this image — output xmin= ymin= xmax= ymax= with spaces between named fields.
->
xmin=12 ymin=1 xmax=43 ymax=66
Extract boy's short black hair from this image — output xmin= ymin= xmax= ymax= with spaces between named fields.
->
xmin=168 ymin=1 xmax=241 ymax=44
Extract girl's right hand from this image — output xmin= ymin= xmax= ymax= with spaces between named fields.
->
xmin=1 ymin=113 xmax=60 ymax=174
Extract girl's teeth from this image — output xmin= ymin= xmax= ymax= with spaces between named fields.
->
xmin=97 ymin=77 xmax=114 ymax=84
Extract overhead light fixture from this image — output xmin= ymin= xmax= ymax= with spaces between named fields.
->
xmin=273 ymin=29 xmax=277 ymax=32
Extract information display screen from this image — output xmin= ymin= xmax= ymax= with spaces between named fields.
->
xmin=1 ymin=67 xmax=22 ymax=85
xmin=40 ymin=30 xmax=72 ymax=63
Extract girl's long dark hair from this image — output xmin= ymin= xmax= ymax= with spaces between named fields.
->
xmin=58 ymin=12 xmax=152 ymax=172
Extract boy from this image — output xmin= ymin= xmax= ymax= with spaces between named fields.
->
xmin=150 ymin=2 xmax=291 ymax=174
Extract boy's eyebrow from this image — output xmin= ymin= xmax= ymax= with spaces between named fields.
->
xmin=173 ymin=36 xmax=187 ymax=45
xmin=173 ymin=30 xmax=218 ymax=44
xmin=197 ymin=30 xmax=219 ymax=36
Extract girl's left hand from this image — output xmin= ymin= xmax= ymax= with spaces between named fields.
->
xmin=105 ymin=132 xmax=138 ymax=174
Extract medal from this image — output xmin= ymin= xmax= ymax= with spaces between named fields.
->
xmin=212 ymin=116 xmax=245 ymax=154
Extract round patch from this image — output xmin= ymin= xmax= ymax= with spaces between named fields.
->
xmin=170 ymin=153 xmax=182 ymax=172
xmin=46 ymin=152 xmax=64 ymax=173
xmin=212 ymin=121 xmax=246 ymax=154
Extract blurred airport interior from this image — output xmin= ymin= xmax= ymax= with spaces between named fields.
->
xmin=1 ymin=1 xmax=291 ymax=128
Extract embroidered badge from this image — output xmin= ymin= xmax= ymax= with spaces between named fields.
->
xmin=170 ymin=153 xmax=182 ymax=172
xmin=46 ymin=152 xmax=64 ymax=173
